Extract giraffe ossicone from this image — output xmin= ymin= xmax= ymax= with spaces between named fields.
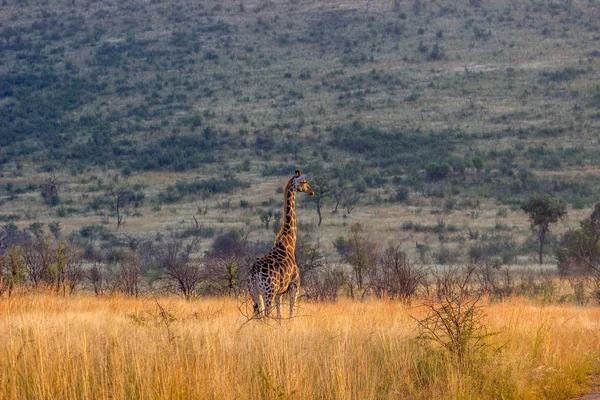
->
xmin=247 ymin=170 xmax=314 ymax=318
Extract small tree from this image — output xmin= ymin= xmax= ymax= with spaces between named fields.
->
xmin=296 ymin=235 xmax=325 ymax=296
xmin=64 ymin=244 xmax=84 ymax=294
xmin=22 ymin=235 xmax=54 ymax=286
xmin=272 ymin=210 xmax=282 ymax=235
xmin=41 ymin=174 xmax=61 ymax=206
xmin=373 ymin=245 xmax=425 ymax=300
xmin=107 ymin=186 xmax=135 ymax=229
xmin=48 ymin=221 xmax=61 ymax=240
xmin=312 ymin=264 xmax=347 ymax=302
xmin=555 ymin=203 xmax=600 ymax=302
xmin=425 ymin=162 xmax=451 ymax=181
xmin=157 ymin=240 xmax=203 ymax=300
xmin=336 ymin=224 xmax=377 ymax=296
xmin=109 ymin=254 xmax=142 ymax=297
xmin=311 ymin=176 xmax=331 ymax=227
xmin=3 ymin=245 xmax=26 ymax=295
xmin=472 ymin=156 xmax=485 ymax=172
xmin=521 ymin=193 xmax=567 ymax=264
xmin=86 ymin=263 xmax=104 ymax=295
xmin=203 ymin=256 xmax=241 ymax=296
xmin=331 ymin=182 xmax=346 ymax=214
xmin=28 ymin=222 xmax=44 ymax=238
xmin=343 ymin=195 xmax=359 ymax=215
xmin=259 ymin=209 xmax=274 ymax=230
xmin=572 ymin=203 xmax=600 ymax=272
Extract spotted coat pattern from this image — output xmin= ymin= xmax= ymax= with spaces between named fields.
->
xmin=248 ymin=171 xmax=314 ymax=318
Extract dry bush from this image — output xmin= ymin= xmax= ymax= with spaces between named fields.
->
xmin=155 ymin=239 xmax=203 ymax=300
xmin=0 ymin=236 xmax=84 ymax=296
xmin=0 ymin=245 xmax=26 ymax=296
xmin=107 ymin=253 xmax=142 ymax=297
xmin=21 ymin=236 xmax=54 ymax=286
xmin=414 ymin=266 xmax=493 ymax=369
xmin=473 ymin=261 xmax=517 ymax=301
xmin=85 ymin=263 xmax=104 ymax=296
xmin=304 ymin=263 xmax=348 ymax=303
xmin=370 ymin=244 xmax=426 ymax=300
xmin=61 ymin=243 xmax=85 ymax=294
xmin=334 ymin=224 xmax=378 ymax=298
xmin=200 ymin=256 xmax=243 ymax=296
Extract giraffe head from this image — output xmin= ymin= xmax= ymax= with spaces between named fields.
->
xmin=292 ymin=170 xmax=314 ymax=196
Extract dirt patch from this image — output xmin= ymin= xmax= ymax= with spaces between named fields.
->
xmin=572 ymin=394 xmax=600 ymax=400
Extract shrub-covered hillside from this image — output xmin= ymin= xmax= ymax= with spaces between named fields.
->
xmin=1 ymin=0 xmax=600 ymax=258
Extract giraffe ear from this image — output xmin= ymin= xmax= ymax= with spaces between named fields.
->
xmin=294 ymin=170 xmax=302 ymax=177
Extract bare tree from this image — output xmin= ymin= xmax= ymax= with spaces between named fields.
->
xmin=318 ymin=264 xmax=347 ymax=302
xmin=344 ymin=195 xmax=359 ymax=215
xmin=22 ymin=236 xmax=54 ymax=286
xmin=109 ymin=254 xmax=142 ymax=296
xmin=372 ymin=244 xmax=425 ymax=300
xmin=157 ymin=240 xmax=203 ymax=300
xmin=311 ymin=176 xmax=331 ymax=227
xmin=304 ymin=263 xmax=348 ymax=302
xmin=107 ymin=186 xmax=135 ymax=229
xmin=41 ymin=174 xmax=61 ymax=206
xmin=259 ymin=209 xmax=274 ymax=230
xmin=331 ymin=183 xmax=346 ymax=214
xmin=86 ymin=263 xmax=104 ymax=295
xmin=64 ymin=244 xmax=84 ymax=294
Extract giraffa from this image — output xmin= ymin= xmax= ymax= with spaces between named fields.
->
xmin=248 ymin=170 xmax=314 ymax=318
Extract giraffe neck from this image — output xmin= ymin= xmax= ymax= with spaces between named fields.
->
xmin=274 ymin=181 xmax=297 ymax=254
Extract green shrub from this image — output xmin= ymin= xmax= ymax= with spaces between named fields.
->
xmin=425 ymin=162 xmax=451 ymax=181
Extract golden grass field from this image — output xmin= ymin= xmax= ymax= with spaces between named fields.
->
xmin=1 ymin=292 xmax=600 ymax=400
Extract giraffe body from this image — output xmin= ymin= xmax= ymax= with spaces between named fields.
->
xmin=248 ymin=171 xmax=314 ymax=318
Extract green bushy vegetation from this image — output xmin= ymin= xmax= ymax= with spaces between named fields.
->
xmin=2 ymin=0 xmax=600 ymax=268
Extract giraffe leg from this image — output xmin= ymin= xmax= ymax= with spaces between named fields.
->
xmin=257 ymin=294 xmax=265 ymax=317
xmin=274 ymin=294 xmax=281 ymax=319
xmin=248 ymin=278 xmax=261 ymax=316
xmin=289 ymin=277 xmax=300 ymax=318
xmin=263 ymin=292 xmax=273 ymax=317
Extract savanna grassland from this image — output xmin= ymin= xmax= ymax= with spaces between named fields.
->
xmin=3 ymin=1 xmax=600 ymax=398
xmin=1 ymin=292 xmax=600 ymax=400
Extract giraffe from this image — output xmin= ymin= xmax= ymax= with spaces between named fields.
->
xmin=248 ymin=170 xmax=314 ymax=318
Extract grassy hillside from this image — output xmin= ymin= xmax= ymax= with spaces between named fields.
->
xmin=1 ymin=0 xmax=600 ymax=259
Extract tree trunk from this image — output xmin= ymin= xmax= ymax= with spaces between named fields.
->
xmin=317 ymin=199 xmax=323 ymax=227
xmin=538 ymin=230 xmax=546 ymax=265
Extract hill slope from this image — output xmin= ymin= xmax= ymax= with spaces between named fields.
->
xmin=1 ymin=0 xmax=600 ymax=258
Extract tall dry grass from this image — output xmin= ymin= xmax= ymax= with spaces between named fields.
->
xmin=0 ymin=292 xmax=599 ymax=399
